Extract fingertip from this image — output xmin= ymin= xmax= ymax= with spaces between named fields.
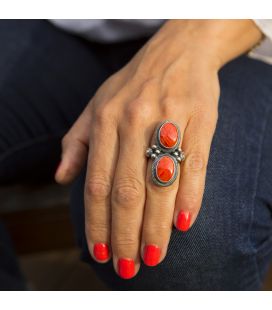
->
xmin=117 ymin=258 xmax=136 ymax=279
xmin=113 ymin=256 xmax=140 ymax=280
xmin=56 ymin=138 xmax=88 ymax=184
xmin=54 ymin=161 xmax=72 ymax=185
xmin=92 ymin=243 xmax=111 ymax=264
xmin=54 ymin=161 xmax=63 ymax=183
xmin=175 ymin=210 xmax=191 ymax=232
xmin=87 ymin=241 xmax=111 ymax=264
xmin=142 ymin=244 xmax=161 ymax=267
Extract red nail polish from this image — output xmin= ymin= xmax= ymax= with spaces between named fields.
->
xmin=93 ymin=243 xmax=109 ymax=261
xmin=177 ymin=211 xmax=191 ymax=232
xmin=118 ymin=258 xmax=135 ymax=279
xmin=143 ymin=245 xmax=161 ymax=266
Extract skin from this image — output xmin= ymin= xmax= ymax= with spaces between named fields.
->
xmin=55 ymin=20 xmax=262 ymax=278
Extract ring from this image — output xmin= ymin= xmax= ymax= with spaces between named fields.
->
xmin=146 ymin=120 xmax=185 ymax=187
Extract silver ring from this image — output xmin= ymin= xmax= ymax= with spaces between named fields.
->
xmin=146 ymin=120 xmax=185 ymax=187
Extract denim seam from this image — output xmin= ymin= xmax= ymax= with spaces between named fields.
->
xmin=248 ymin=104 xmax=272 ymax=288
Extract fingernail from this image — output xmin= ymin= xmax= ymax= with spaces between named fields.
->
xmin=143 ymin=245 xmax=161 ymax=266
xmin=93 ymin=243 xmax=109 ymax=261
xmin=117 ymin=258 xmax=135 ymax=279
xmin=177 ymin=211 xmax=191 ymax=232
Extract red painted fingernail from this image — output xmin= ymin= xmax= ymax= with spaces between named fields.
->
xmin=177 ymin=211 xmax=191 ymax=232
xmin=118 ymin=258 xmax=135 ymax=279
xmin=93 ymin=243 xmax=109 ymax=261
xmin=143 ymin=245 xmax=161 ymax=266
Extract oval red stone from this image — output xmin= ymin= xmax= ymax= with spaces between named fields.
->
xmin=159 ymin=122 xmax=178 ymax=148
xmin=156 ymin=156 xmax=175 ymax=182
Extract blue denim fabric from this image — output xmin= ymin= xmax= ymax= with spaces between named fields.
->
xmin=0 ymin=19 xmax=147 ymax=289
xmin=0 ymin=20 xmax=110 ymax=184
xmin=0 ymin=19 xmax=147 ymax=184
xmin=71 ymin=56 xmax=272 ymax=290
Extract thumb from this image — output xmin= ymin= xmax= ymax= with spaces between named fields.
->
xmin=55 ymin=106 xmax=92 ymax=185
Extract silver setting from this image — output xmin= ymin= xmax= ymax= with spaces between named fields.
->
xmin=146 ymin=120 xmax=185 ymax=187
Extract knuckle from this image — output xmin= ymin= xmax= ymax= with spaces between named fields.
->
xmin=181 ymin=192 xmax=200 ymax=207
xmin=94 ymin=103 xmax=114 ymax=126
xmin=138 ymin=77 xmax=157 ymax=94
xmin=185 ymin=152 xmax=207 ymax=174
xmin=112 ymin=177 xmax=143 ymax=207
xmin=113 ymin=232 xmax=138 ymax=249
xmin=145 ymin=221 xmax=171 ymax=237
xmin=124 ymin=99 xmax=152 ymax=126
xmin=160 ymin=96 xmax=179 ymax=117
xmin=125 ymin=101 xmax=144 ymax=123
xmin=194 ymin=109 xmax=218 ymax=131
xmin=86 ymin=222 xmax=108 ymax=239
xmin=85 ymin=177 xmax=111 ymax=201
xmin=191 ymin=103 xmax=207 ymax=118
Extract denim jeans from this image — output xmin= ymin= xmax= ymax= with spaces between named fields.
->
xmin=0 ymin=20 xmax=271 ymax=290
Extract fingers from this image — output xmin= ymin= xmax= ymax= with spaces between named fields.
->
xmin=174 ymin=109 xmax=217 ymax=231
xmin=111 ymin=122 xmax=149 ymax=279
xmin=55 ymin=105 xmax=92 ymax=185
xmin=141 ymin=119 xmax=187 ymax=266
xmin=84 ymin=109 xmax=119 ymax=263
xmin=56 ymin=71 xmax=129 ymax=185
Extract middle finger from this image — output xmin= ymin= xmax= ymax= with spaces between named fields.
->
xmin=111 ymin=117 xmax=151 ymax=279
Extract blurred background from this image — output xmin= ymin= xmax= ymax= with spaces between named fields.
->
xmin=0 ymin=181 xmax=108 ymax=290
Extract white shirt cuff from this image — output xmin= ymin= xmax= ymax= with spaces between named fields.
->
xmin=249 ymin=19 xmax=272 ymax=65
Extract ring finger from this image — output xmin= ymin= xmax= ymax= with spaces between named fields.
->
xmin=141 ymin=118 xmax=187 ymax=266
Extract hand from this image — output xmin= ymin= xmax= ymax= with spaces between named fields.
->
xmin=55 ymin=20 xmax=262 ymax=278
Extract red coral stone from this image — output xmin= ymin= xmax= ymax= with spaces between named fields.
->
xmin=159 ymin=122 xmax=178 ymax=148
xmin=156 ymin=156 xmax=175 ymax=182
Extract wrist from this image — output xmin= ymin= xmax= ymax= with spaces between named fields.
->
xmin=162 ymin=19 xmax=263 ymax=70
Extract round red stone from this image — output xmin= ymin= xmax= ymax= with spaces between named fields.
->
xmin=159 ymin=122 xmax=178 ymax=148
xmin=156 ymin=156 xmax=175 ymax=182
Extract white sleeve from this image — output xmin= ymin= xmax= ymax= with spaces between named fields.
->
xmin=248 ymin=19 xmax=272 ymax=65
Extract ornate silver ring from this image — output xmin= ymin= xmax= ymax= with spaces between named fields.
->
xmin=146 ymin=120 xmax=185 ymax=187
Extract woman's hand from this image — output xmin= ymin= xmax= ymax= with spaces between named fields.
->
xmin=55 ymin=20 xmax=262 ymax=279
